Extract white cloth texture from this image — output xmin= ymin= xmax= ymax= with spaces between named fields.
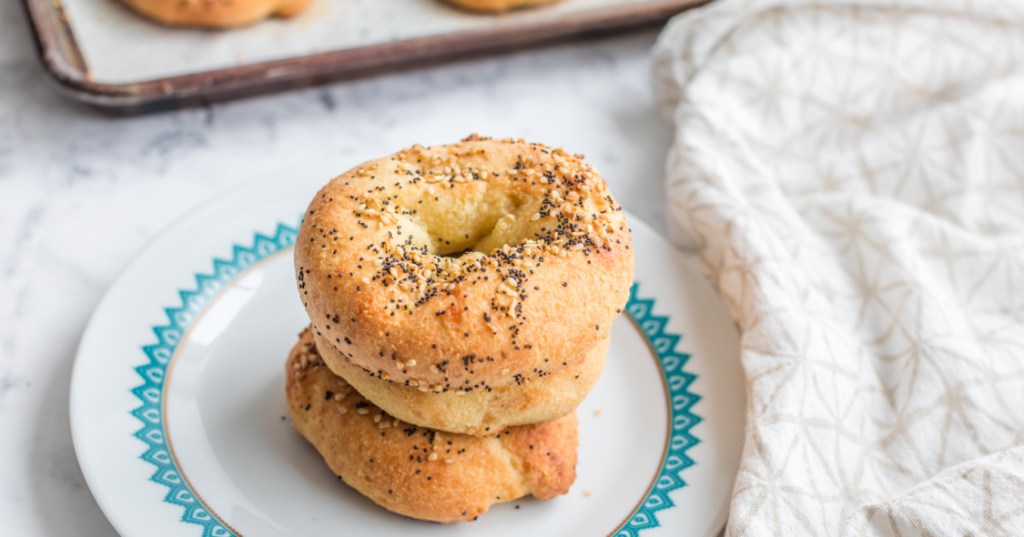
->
xmin=653 ymin=1 xmax=1024 ymax=535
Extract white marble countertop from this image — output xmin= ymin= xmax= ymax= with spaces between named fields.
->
xmin=0 ymin=3 xmax=672 ymax=534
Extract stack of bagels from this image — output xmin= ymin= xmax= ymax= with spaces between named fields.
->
xmin=286 ymin=135 xmax=634 ymax=522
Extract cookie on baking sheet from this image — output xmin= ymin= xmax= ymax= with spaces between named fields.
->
xmin=285 ymin=328 xmax=578 ymax=523
xmin=442 ymin=0 xmax=561 ymax=14
xmin=120 ymin=0 xmax=313 ymax=28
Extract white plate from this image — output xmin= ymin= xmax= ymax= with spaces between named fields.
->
xmin=70 ymin=158 xmax=744 ymax=537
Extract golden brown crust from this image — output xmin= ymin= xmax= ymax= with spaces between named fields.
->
xmin=443 ymin=0 xmax=561 ymax=13
xmin=295 ymin=135 xmax=633 ymax=397
xmin=286 ymin=330 xmax=578 ymax=523
xmin=120 ymin=0 xmax=313 ymax=28
xmin=313 ymin=329 xmax=607 ymax=435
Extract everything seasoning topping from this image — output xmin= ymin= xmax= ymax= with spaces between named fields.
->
xmin=294 ymin=343 xmax=477 ymax=476
xmin=303 ymin=136 xmax=628 ymax=390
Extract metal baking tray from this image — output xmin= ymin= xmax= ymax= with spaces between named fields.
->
xmin=22 ymin=0 xmax=706 ymax=113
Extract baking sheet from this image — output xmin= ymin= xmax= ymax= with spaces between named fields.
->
xmin=60 ymin=0 xmax=657 ymax=85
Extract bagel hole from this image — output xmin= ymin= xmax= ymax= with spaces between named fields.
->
xmin=406 ymin=187 xmax=538 ymax=257
xmin=439 ymin=248 xmax=473 ymax=259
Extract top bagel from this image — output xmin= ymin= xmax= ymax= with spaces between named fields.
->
xmin=296 ymin=135 xmax=633 ymax=396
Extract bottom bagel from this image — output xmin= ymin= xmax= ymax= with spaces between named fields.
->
xmin=286 ymin=331 xmax=578 ymax=523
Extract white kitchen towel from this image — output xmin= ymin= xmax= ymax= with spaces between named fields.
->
xmin=652 ymin=1 xmax=1024 ymax=535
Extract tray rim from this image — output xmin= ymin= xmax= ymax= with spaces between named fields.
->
xmin=22 ymin=0 xmax=708 ymax=113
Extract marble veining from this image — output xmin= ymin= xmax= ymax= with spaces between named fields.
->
xmin=0 ymin=2 xmax=671 ymax=534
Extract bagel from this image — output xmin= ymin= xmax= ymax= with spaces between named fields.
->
xmin=286 ymin=329 xmax=578 ymax=523
xmin=442 ymin=0 xmax=561 ymax=13
xmin=295 ymin=135 xmax=633 ymax=407
xmin=313 ymin=329 xmax=607 ymax=435
xmin=119 ymin=0 xmax=313 ymax=28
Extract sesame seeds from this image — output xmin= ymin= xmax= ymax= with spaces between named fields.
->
xmin=300 ymin=136 xmax=629 ymax=392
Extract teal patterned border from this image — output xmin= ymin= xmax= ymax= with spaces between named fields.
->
xmin=131 ymin=223 xmax=297 ymax=537
xmin=130 ymin=224 xmax=701 ymax=537
xmin=615 ymin=282 xmax=702 ymax=536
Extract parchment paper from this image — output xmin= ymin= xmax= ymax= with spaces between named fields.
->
xmin=60 ymin=0 xmax=651 ymax=85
